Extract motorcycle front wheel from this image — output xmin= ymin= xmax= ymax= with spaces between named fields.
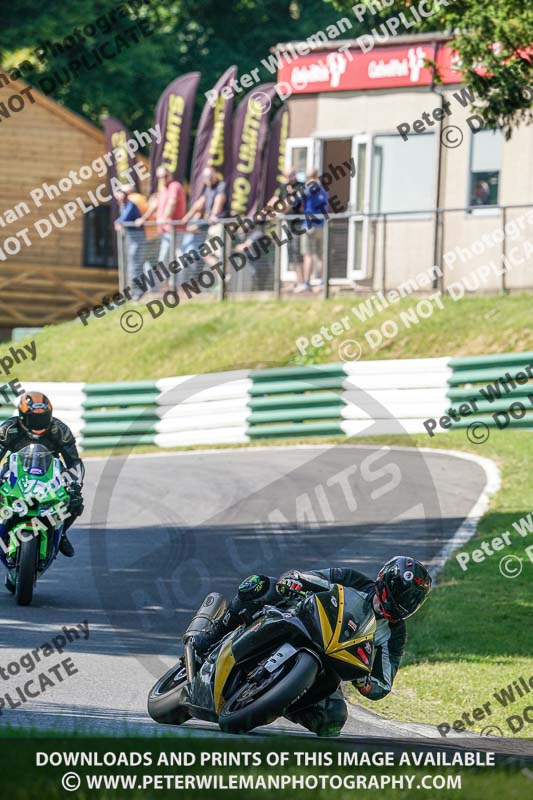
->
xmin=219 ymin=650 xmax=318 ymax=734
xmin=147 ymin=661 xmax=192 ymax=725
xmin=15 ymin=536 xmax=38 ymax=606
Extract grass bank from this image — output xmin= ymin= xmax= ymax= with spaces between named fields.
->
xmin=340 ymin=430 xmax=531 ymax=738
xmin=8 ymin=293 xmax=533 ymax=382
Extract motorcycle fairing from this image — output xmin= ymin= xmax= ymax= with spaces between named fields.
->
xmin=0 ymin=447 xmax=68 ymax=574
xmin=309 ymin=585 xmax=376 ymax=677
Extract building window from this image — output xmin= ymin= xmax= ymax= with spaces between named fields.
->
xmin=370 ymin=133 xmax=435 ymax=214
xmin=291 ymin=147 xmax=309 ymax=182
xmin=83 ymin=205 xmax=115 ymax=267
xmin=469 ymin=129 xmax=502 ymax=207
xmin=286 ymin=138 xmax=314 ymax=184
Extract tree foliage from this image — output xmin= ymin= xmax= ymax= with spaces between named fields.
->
xmin=0 ymin=0 xmax=338 ymax=136
xmin=4 ymin=1 xmax=529 ymax=141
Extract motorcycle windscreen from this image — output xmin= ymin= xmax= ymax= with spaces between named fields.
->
xmin=17 ymin=444 xmax=53 ymax=477
xmin=310 ymin=585 xmax=376 ymax=680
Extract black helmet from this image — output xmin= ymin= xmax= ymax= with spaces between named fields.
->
xmin=375 ymin=556 xmax=431 ymax=621
xmin=18 ymin=391 xmax=53 ymax=439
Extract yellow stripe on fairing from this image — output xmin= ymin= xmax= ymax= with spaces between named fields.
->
xmin=213 ymin=637 xmax=236 ymax=715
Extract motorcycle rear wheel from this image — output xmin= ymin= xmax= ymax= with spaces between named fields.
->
xmin=15 ymin=536 xmax=38 ymax=606
xmin=219 ymin=650 xmax=318 ymax=734
xmin=147 ymin=662 xmax=192 ymax=725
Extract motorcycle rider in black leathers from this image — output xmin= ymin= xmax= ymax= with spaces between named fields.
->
xmin=0 ymin=391 xmax=85 ymax=575
xmin=193 ymin=556 xmax=432 ymax=736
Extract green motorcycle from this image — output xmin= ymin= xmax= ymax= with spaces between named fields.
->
xmin=0 ymin=443 xmax=71 ymax=605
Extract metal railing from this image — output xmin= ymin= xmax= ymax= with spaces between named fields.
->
xmin=117 ymin=203 xmax=533 ymax=300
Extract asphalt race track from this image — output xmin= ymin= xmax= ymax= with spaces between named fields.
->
xmin=1 ymin=444 xmax=530 ymax=758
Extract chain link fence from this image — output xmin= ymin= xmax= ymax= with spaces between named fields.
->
xmin=118 ymin=203 xmax=533 ymax=301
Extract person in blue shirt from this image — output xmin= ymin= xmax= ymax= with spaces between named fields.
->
xmin=296 ymin=169 xmax=329 ymax=293
xmin=114 ymin=184 xmax=147 ymax=300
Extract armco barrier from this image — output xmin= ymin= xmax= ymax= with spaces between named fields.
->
xmin=447 ymin=351 xmax=533 ymax=430
xmin=248 ymin=364 xmax=346 ymax=439
xmin=0 ymin=352 xmax=531 ymax=449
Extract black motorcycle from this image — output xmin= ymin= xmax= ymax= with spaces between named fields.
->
xmin=148 ymin=582 xmax=376 ymax=734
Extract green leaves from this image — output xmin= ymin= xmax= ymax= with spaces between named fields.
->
xmin=0 ymin=0 xmax=335 ymax=139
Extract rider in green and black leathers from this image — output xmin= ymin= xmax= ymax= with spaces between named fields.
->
xmin=193 ymin=557 xmax=432 ymax=736
xmin=0 ymin=391 xmax=85 ymax=566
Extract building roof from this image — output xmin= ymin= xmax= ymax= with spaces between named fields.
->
xmin=1 ymin=72 xmax=106 ymax=143
xmin=272 ymin=31 xmax=454 ymax=54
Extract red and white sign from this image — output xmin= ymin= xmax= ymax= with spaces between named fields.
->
xmin=277 ymin=43 xmax=463 ymax=94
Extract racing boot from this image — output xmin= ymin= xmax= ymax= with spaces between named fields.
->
xmin=286 ymin=689 xmax=348 ymax=737
xmin=59 ymin=533 xmax=75 ymax=557
xmin=194 ymin=575 xmax=271 ymax=656
xmin=5 ymin=573 xmax=15 ymax=593
xmin=193 ymin=613 xmax=236 ymax=657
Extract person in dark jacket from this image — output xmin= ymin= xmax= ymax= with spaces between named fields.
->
xmin=0 ymin=392 xmax=84 ymax=572
xmin=193 ymin=556 xmax=432 ymax=736
xmin=298 ymin=169 xmax=329 ymax=292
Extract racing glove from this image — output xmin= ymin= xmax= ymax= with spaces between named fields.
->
xmin=66 ymin=482 xmax=84 ymax=515
xmin=276 ymin=572 xmax=305 ymax=598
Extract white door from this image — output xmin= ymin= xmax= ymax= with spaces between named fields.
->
xmin=348 ymin=134 xmax=371 ymax=280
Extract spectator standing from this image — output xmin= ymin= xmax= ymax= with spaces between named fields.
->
xmin=114 ymin=184 xmax=147 ymax=300
xmin=182 ymin=167 xmax=228 ymax=270
xmin=137 ymin=166 xmax=186 ymax=268
xmin=274 ymin=167 xmax=305 ymax=289
xmin=297 ymin=169 xmax=329 ymax=293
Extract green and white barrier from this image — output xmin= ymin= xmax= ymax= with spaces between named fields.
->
xmin=0 ymin=352 xmax=531 ymax=449
xmin=446 ymin=351 xmax=533 ymax=430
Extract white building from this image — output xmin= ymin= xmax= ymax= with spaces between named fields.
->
xmin=274 ymin=33 xmax=533 ymax=292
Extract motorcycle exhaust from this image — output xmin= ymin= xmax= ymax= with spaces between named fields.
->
xmin=183 ymin=593 xmax=227 ymax=682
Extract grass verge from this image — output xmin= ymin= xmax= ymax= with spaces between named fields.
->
xmin=343 ymin=430 xmax=533 ymax=739
xmin=7 ymin=293 xmax=533 ymax=382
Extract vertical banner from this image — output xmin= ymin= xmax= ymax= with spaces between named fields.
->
xmin=103 ymin=116 xmax=139 ymax=260
xmin=229 ymin=84 xmax=277 ymax=218
xmin=262 ymin=103 xmax=290 ymax=207
xmin=103 ymin=116 xmax=140 ymax=191
xmin=189 ymin=65 xmax=237 ymax=204
xmin=149 ymin=72 xmax=201 ymax=193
